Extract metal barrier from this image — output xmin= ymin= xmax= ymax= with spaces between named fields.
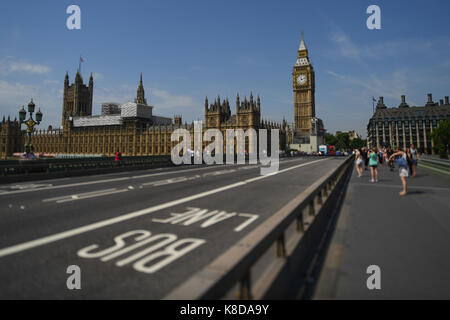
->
xmin=420 ymin=155 xmax=450 ymax=168
xmin=165 ymin=155 xmax=354 ymax=300
xmin=0 ymin=155 xmax=172 ymax=177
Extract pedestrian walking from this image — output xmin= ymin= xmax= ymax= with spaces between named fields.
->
xmin=406 ymin=148 xmax=414 ymax=176
xmin=389 ymin=148 xmax=409 ymax=196
xmin=378 ymin=148 xmax=384 ymax=165
xmin=355 ymin=148 xmax=364 ymax=177
xmin=368 ymin=147 xmax=379 ymax=182
xmin=387 ymin=147 xmax=395 ymax=171
xmin=362 ymin=147 xmax=369 ymax=171
xmin=383 ymin=148 xmax=389 ymax=165
xmin=114 ymin=150 xmax=122 ymax=166
xmin=409 ymin=144 xmax=420 ymax=177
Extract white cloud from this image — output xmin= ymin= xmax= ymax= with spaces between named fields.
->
xmin=326 ymin=69 xmax=410 ymax=103
xmin=329 ymin=27 xmax=450 ymax=63
xmin=0 ymin=80 xmax=62 ymax=127
xmin=0 ymin=58 xmax=51 ymax=75
xmin=330 ymin=30 xmax=361 ymax=61
xmin=92 ymin=85 xmax=197 ymax=119
xmin=151 ymin=89 xmax=196 ymax=108
xmin=92 ymin=72 xmax=103 ymax=80
xmin=9 ymin=62 xmax=51 ymax=74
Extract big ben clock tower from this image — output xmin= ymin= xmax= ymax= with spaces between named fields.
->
xmin=293 ymin=32 xmax=315 ymax=138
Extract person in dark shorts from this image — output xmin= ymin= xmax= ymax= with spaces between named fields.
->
xmin=368 ymin=147 xmax=379 ymax=182
xmin=409 ymin=144 xmax=420 ymax=177
xmin=387 ymin=147 xmax=395 ymax=171
xmin=362 ymin=147 xmax=369 ymax=171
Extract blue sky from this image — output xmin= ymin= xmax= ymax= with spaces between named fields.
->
xmin=1 ymin=0 xmax=450 ymax=137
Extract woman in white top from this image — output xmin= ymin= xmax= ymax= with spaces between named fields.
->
xmin=355 ymin=148 xmax=364 ymax=177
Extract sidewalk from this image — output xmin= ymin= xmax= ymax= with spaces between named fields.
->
xmin=314 ymin=162 xmax=450 ymax=299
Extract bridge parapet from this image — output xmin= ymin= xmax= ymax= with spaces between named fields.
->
xmin=165 ymin=155 xmax=354 ymax=299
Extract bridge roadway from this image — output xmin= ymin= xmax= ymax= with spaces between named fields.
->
xmin=0 ymin=156 xmax=346 ymax=299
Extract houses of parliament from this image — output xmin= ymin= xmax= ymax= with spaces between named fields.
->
xmin=0 ymin=71 xmax=287 ymax=159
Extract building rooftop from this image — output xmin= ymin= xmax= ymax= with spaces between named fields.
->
xmin=370 ymin=94 xmax=450 ymax=120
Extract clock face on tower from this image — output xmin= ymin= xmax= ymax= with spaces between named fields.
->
xmin=296 ymin=74 xmax=307 ymax=85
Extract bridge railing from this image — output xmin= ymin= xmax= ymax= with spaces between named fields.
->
xmin=420 ymin=155 xmax=450 ymax=167
xmin=166 ymin=155 xmax=354 ymax=300
xmin=0 ymin=155 xmax=172 ymax=177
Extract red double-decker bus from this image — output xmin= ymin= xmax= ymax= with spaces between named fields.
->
xmin=329 ymin=145 xmax=336 ymax=156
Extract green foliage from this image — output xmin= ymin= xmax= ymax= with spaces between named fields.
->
xmin=431 ymin=120 xmax=450 ymax=159
xmin=335 ymin=132 xmax=350 ymax=150
xmin=350 ymin=138 xmax=366 ymax=149
xmin=325 ymin=134 xmax=337 ymax=146
xmin=325 ymin=132 xmax=366 ymax=151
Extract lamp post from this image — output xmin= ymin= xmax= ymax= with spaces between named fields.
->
xmin=19 ymin=99 xmax=43 ymax=158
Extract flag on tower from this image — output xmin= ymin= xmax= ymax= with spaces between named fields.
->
xmin=78 ymin=55 xmax=84 ymax=73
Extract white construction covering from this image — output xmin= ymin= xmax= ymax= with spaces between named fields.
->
xmin=73 ymin=115 xmax=122 ymax=127
xmin=120 ymin=102 xmax=153 ymax=119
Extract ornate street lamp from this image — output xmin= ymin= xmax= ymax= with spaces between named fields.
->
xmin=19 ymin=99 xmax=43 ymax=157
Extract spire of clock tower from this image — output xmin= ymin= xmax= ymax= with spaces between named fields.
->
xmin=295 ymin=32 xmax=310 ymax=66
xmin=298 ymin=31 xmax=307 ymax=51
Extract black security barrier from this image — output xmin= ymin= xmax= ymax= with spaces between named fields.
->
xmin=0 ymin=155 xmax=173 ymax=183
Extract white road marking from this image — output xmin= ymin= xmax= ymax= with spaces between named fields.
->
xmin=43 ymin=189 xmax=118 ymax=202
xmin=239 ymin=166 xmax=258 ymax=170
xmin=42 ymin=188 xmax=129 ymax=204
xmin=202 ymin=169 xmax=237 ymax=177
xmin=235 ymin=214 xmax=259 ymax=232
xmin=142 ymin=176 xmax=192 ymax=187
xmin=57 ymin=189 xmax=129 ymax=203
xmin=77 ymin=230 xmax=206 ymax=274
xmin=0 ymin=158 xmax=328 ymax=258
xmin=9 ymin=183 xmax=53 ymax=190
xmin=152 ymin=208 xmax=260 ymax=232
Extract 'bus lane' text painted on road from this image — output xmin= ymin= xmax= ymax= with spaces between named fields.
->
xmin=152 ymin=207 xmax=259 ymax=232
xmin=77 ymin=229 xmax=205 ymax=274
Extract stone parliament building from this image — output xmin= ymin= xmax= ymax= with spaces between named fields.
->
xmin=0 ymin=71 xmax=286 ymax=159
xmin=367 ymin=94 xmax=450 ymax=153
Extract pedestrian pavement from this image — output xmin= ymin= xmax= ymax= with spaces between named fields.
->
xmin=314 ymin=161 xmax=450 ymax=299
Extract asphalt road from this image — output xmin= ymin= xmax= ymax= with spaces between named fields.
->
xmin=0 ymin=156 xmax=346 ymax=299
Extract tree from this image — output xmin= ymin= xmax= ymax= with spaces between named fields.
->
xmin=350 ymin=138 xmax=366 ymax=149
xmin=335 ymin=132 xmax=350 ymax=150
xmin=325 ymin=134 xmax=337 ymax=146
xmin=431 ymin=120 xmax=450 ymax=159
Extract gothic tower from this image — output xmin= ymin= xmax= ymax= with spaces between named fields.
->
xmin=135 ymin=73 xmax=148 ymax=105
xmin=62 ymin=71 xmax=93 ymax=126
xmin=0 ymin=116 xmax=23 ymax=158
xmin=236 ymin=92 xmax=260 ymax=129
xmin=204 ymin=96 xmax=231 ymax=128
xmin=293 ymin=32 xmax=315 ymax=137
